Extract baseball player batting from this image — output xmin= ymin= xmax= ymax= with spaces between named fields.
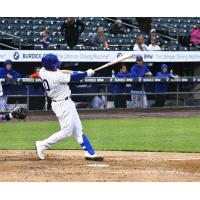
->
xmin=36 ymin=53 xmax=104 ymax=161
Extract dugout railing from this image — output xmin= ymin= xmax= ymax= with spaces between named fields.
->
xmin=1 ymin=77 xmax=200 ymax=112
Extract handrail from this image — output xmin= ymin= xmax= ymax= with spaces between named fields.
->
xmin=0 ymin=31 xmax=21 ymax=49
xmin=0 ymin=42 xmax=18 ymax=50
xmin=105 ymin=17 xmax=139 ymax=29
xmin=105 ymin=17 xmax=178 ymax=42
xmin=160 ymin=24 xmax=179 ymax=40
xmin=163 ymin=25 xmax=178 ymax=31
xmin=157 ymin=33 xmax=177 ymax=41
xmin=0 ymin=31 xmax=21 ymax=39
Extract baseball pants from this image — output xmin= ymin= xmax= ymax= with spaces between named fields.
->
xmin=41 ymin=99 xmax=84 ymax=149
xmin=131 ymin=90 xmax=147 ymax=108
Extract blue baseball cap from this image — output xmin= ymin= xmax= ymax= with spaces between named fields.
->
xmin=42 ymin=54 xmax=62 ymax=70
xmin=3 ymin=59 xmax=12 ymax=66
xmin=136 ymin=55 xmax=143 ymax=61
xmin=161 ymin=64 xmax=168 ymax=69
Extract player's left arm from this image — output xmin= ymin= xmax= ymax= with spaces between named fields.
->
xmin=60 ymin=70 xmax=73 ymax=74
xmin=60 ymin=69 xmax=94 ymax=81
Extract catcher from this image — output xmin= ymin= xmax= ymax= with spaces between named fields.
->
xmin=0 ymin=105 xmax=28 ymax=121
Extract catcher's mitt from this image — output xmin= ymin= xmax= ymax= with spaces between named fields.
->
xmin=11 ymin=105 xmax=28 ymax=120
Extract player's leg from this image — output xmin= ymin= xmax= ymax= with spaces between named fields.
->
xmin=142 ymin=91 xmax=147 ymax=108
xmin=71 ymin=101 xmax=104 ymax=161
xmin=131 ymin=90 xmax=139 ymax=108
xmin=36 ymin=102 xmax=73 ymax=160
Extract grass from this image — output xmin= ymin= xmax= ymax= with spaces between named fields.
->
xmin=1 ymin=118 xmax=200 ymax=152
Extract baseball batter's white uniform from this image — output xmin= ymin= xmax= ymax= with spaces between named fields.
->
xmin=36 ymin=53 xmax=103 ymax=161
xmin=39 ymin=67 xmax=84 ymax=147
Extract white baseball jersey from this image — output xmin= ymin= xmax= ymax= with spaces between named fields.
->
xmin=39 ymin=67 xmax=84 ymax=149
xmin=39 ymin=67 xmax=71 ymax=101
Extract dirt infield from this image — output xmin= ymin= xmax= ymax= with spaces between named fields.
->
xmin=27 ymin=108 xmax=200 ymax=121
xmin=2 ymin=109 xmax=200 ymax=182
xmin=1 ymin=150 xmax=200 ymax=182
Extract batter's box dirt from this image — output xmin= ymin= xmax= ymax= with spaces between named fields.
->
xmin=1 ymin=150 xmax=200 ymax=182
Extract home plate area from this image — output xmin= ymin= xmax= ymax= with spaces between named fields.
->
xmin=0 ymin=150 xmax=200 ymax=181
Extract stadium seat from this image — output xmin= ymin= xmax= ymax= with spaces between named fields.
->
xmin=33 ymin=19 xmax=44 ymax=25
xmin=22 ymin=44 xmax=33 ymax=50
xmin=45 ymin=21 xmax=55 ymax=26
xmin=190 ymin=46 xmax=200 ymax=51
xmin=97 ymin=46 xmax=104 ymax=50
xmin=0 ymin=17 xmax=198 ymax=51
xmin=168 ymin=45 xmax=178 ymax=51
xmin=169 ymin=40 xmax=179 ymax=46
xmin=51 ymin=38 xmax=60 ymax=44
xmin=47 ymin=44 xmax=57 ymax=50
xmin=60 ymin=44 xmax=70 ymax=50
xmin=121 ymin=46 xmax=131 ymax=51
xmin=179 ymin=46 xmax=189 ymax=51
xmin=34 ymin=45 xmax=44 ymax=50
xmin=73 ymin=46 xmax=84 ymax=50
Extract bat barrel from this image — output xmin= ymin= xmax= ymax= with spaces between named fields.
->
xmin=94 ymin=52 xmax=133 ymax=72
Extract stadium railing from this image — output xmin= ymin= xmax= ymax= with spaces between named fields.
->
xmin=1 ymin=77 xmax=200 ymax=111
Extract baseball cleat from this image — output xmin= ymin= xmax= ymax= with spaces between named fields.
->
xmin=85 ymin=156 xmax=104 ymax=161
xmin=84 ymin=152 xmax=104 ymax=161
xmin=36 ymin=141 xmax=45 ymax=160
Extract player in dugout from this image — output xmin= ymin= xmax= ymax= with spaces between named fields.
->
xmin=130 ymin=55 xmax=152 ymax=108
xmin=29 ymin=67 xmax=41 ymax=78
xmin=152 ymin=64 xmax=179 ymax=107
xmin=0 ymin=60 xmax=21 ymax=112
xmin=113 ymin=63 xmax=131 ymax=108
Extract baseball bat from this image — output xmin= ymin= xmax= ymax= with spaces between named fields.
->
xmin=94 ymin=52 xmax=133 ymax=72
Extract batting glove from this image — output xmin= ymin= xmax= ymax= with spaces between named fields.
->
xmin=86 ymin=69 xmax=95 ymax=77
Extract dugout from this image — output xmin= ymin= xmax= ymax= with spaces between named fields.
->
xmin=1 ymin=50 xmax=200 ymax=111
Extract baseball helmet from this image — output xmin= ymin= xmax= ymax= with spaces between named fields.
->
xmin=136 ymin=55 xmax=143 ymax=61
xmin=42 ymin=53 xmax=62 ymax=71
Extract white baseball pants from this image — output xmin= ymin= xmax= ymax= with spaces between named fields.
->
xmin=41 ymin=99 xmax=83 ymax=149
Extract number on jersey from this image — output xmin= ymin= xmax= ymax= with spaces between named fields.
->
xmin=42 ymin=79 xmax=50 ymax=91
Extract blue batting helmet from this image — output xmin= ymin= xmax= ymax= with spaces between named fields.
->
xmin=42 ymin=54 xmax=62 ymax=70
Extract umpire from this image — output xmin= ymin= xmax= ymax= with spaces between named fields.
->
xmin=60 ymin=17 xmax=85 ymax=49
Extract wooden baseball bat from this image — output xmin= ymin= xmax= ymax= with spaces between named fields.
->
xmin=94 ymin=52 xmax=133 ymax=72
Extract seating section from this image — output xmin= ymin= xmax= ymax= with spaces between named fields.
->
xmin=0 ymin=17 xmax=200 ymax=50
xmin=151 ymin=17 xmax=200 ymax=51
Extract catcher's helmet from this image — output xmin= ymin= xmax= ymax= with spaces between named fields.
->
xmin=42 ymin=53 xmax=62 ymax=71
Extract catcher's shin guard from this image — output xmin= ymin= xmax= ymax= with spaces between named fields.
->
xmin=80 ymin=134 xmax=95 ymax=155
